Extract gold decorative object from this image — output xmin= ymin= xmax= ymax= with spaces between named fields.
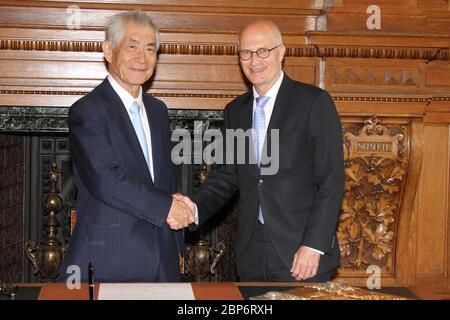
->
xmin=184 ymin=239 xmax=226 ymax=281
xmin=195 ymin=164 xmax=209 ymax=185
xmin=338 ymin=116 xmax=410 ymax=273
xmin=25 ymin=163 xmax=65 ymax=282
xmin=183 ymin=164 xmax=227 ymax=281
xmin=0 ymin=280 xmax=17 ymax=299
xmin=250 ymin=282 xmax=409 ymax=300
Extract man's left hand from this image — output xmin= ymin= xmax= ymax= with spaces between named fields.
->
xmin=290 ymin=246 xmax=321 ymax=281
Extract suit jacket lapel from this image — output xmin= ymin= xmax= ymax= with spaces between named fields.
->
xmin=262 ymin=75 xmax=293 ymax=170
xmin=239 ymin=93 xmax=259 ymax=172
xmin=100 ymin=79 xmax=154 ymax=184
xmin=143 ymin=98 xmax=162 ymax=185
xmin=239 ymin=92 xmax=254 ymax=132
xmin=266 ymin=75 xmax=292 ymax=135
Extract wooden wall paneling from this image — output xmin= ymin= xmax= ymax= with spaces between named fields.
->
xmin=425 ymin=61 xmax=450 ymax=91
xmin=0 ymin=3 xmax=320 ymax=33
xmin=443 ymin=121 xmax=450 ymax=289
xmin=326 ymin=0 xmax=450 ymax=34
xmin=1 ymin=0 xmax=321 ymax=11
xmin=324 ymin=58 xmax=425 ymax=95
xmin=0 ymin=27 xmax=323 ymax=109
xmin=0 ymin=51 xmax=106 ymax=81
xmin=0 ymin=50 xmax=105 ymax=107
xmin=415 ymin=124 xmax=449 ymax=283
xmin=424 ymin=112 xmax=450 ymax=124
xmin=335 ymin=99 xmax=427 ymax=118
xmin=395 ymin=119 xmax=423 ymax=286
xmin=326 ymin=0 xmax=426 ymax=33
xmin=283 ymin=57 xmax=318 ymax=86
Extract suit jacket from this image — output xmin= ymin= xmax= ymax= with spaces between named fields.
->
xmin=58 ymin=78 xmax=183 ymax=282
xmin=192 ymin=75 xmax=344 ymax=277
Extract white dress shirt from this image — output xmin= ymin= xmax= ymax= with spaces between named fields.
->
xmin=107 ymin=75 xmax=155 ymax=180
xmin=252 ymin=71 xmax=284 ymax=129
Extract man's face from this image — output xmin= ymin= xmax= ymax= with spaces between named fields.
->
xmin=103 ymin=20 xmax=157 ymax=96
xmin=239 ymin=23 xmax=285 ymax=95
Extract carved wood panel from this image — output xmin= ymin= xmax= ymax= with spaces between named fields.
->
xmin=338 ymin=116 xmax=410 ymax=277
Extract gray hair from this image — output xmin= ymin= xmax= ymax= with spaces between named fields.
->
xmin=105 ymin=10 xmax=160 ymax=50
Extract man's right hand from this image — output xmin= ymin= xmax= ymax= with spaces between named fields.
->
xmin=166 ymin=196 xmax=195 ymax=230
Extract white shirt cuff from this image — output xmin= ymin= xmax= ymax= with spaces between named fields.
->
xmin=304 ymin=246 xmax=324 ymax=255
xmin=193 ymin=203 xmax=199 ymax=225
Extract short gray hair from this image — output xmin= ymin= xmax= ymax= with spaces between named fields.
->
xmin=105 ymin=10 xmax=160 ymax=50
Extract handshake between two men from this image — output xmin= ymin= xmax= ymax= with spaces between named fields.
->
xmin=166 ymin=193 xmax=196 ymax=230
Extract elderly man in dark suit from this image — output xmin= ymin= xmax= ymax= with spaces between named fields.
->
xmin=175 ymin=19 xmax=344 ymax=282
xmin=58 ymin=10 xmax=194 ymax=282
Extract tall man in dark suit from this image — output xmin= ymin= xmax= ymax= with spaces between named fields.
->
xmin=174 ymin=19 xmax=344 ymax=282
xmin=58 ymin=10 xmax=194 ymax=283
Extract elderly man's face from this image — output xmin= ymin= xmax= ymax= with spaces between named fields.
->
xmin=103 ymin=20 xmax=157 ymax=97
xmin=239 ymin=22 xmax=285 ymax=95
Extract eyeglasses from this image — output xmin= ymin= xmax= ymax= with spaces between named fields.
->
xmin=238 ymin=45 xmax=281 ymax=61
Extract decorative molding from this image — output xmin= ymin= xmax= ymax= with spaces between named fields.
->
xmin=285 ymin=47 xmax=318 ymax=57
xmin=0 ymin=0 xmax=321 ymax=16
xmin=1 ymin=39 xmax=448 ymax=60
xmin=160 ymin=43 xmax=238 ymax=56
xmin=0 ymin=90 xmax=240 ymax=99
xmin=330 ymin=67 xmax=420 ymax=88
xmin=332 ymin=97 xmax=432 ymax=103
xmin=318 ymin=47 xmax=449 ymax=61
xmin=0 ymin=107 xmax=224 ymax=132
xmin=152 ymin=92 xmax=239 ymax=99
xmin=2 ymin=90 xmax=450 ymax=104
xmin=0 ymin=107 xmax=69 ymax=132
xmin=0 ymin=90 xmax=87 ymax=96
xmin=0 ymin=40 xmax=102 ymax=52
xmin=431 ymin=96 xmax=450 ymax=102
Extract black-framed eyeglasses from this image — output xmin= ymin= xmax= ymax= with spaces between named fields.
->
xmin=238 ymin=45 xmax=281 ymax=61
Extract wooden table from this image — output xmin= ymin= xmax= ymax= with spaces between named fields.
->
xmin=8 ymin=282 xmax=445 ymax=300
xmin=36 ymin=282 xmax=243 ymax=300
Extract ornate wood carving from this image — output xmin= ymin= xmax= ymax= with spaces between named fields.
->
xmin=317 ymin=46 xmax=449 ymax=61
xmin=0 ymin=40 xmax=103 ymax=52
xmin=333 ymin=96 xmax=431 ymax=103
xmin=1 ymin=39 xmax=447 ymax=61
xmin=330 ymin=67 xmax=420 ymax=88
xmin=1 ymin=89 xmax=447 ymax=105
xmin=338 ymin=116 xmax=410 ymax=275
